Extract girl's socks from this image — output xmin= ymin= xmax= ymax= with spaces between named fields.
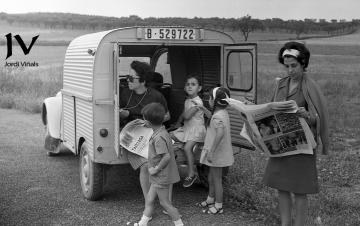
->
xmin=173 ymin=218 xmax=184 ymax=226
xmin=206 ymin=196 xmax=215 ymax=204
xmin=215 ymin=202 xmax=223 ymax=209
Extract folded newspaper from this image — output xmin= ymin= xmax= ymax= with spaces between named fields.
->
xmin=119 ymin=119 xmax=153 ymax=159
xmin=225 ymin=98 xmax=316 ymax=157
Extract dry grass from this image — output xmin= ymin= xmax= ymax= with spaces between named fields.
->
xmin=0 ymin=66 xmax=62 ymax=113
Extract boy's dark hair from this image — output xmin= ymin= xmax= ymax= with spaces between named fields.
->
xmin=141 ymin=102 xmax=166 ymax=126
xmin=130 ymin=61 xmax=153 ymax=83
xmin=278 ymin=41 xmax=310 ymax=69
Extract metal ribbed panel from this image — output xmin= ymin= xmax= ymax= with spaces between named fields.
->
xmin=76 ymin=99 xmax=94 ymax=159
xmin=63 ymin=95 xmax=75 ymax=151
xmin=62 ymin=30 xmax=113 ymax=96
xmin=63 ymin=45 xmax=94 ymax=95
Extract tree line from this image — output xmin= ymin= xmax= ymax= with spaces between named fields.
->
xmin=1 ymin=12 xmax=359 ymax=41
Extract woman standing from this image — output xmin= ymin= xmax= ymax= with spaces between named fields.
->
xmin=263 ymin=42 xmax=329 ymax=226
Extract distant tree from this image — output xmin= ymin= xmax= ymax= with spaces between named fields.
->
xmin=288 ymin=20 xmax=307 ymax=39
xmin=236 ymin=15 xmax=262 ymax=41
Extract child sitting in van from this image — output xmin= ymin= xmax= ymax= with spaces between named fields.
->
xmin=171 ymin=75 xmax=208 ymax=187
xmin=134 ymin=103 xmax=183 ymax=226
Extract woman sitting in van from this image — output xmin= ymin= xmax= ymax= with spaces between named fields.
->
xmin=119 ymin=60 xmax=170 ymax=201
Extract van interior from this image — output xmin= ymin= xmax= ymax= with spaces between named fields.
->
xmin=118 ymin=45 xmax=221 ymax=126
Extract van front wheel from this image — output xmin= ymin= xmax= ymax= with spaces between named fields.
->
xmin=79 ymin=142 xmax=104 ymax=201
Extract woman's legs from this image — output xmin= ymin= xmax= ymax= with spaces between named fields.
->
xmin=139 ymin=164 xmax=150 ymax=200
xmin=294 ymin=193 xmax=307 ymax=226
xmin=278 ymin=190 xmax=292 ymax=226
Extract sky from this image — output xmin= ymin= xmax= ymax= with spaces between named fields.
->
xmin=2 ymin=0 xmax=359 ymax=21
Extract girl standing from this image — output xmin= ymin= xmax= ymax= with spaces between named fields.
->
xmin=171 ymin=75 xmax=207 ymax=187
xmin=197 ymin=87 xmax=234 ymax=214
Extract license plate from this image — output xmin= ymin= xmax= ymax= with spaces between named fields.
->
xmin=144 ymin=28 xmax=196 ymax=40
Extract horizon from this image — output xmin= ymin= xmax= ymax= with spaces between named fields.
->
xmin=1 ymin=11 xmax=359 ymax=23
xmin=1 ymin=0 xmax=360 ymax=21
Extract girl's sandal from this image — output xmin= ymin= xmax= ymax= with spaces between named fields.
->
xmin=195 ymin=201 xmax=215 ymax=208
xmin=202 ymin=206 xmax=223 ymax=214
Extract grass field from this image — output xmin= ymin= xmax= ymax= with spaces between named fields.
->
xmin=1 ymin=28 xmax=360 ymax=225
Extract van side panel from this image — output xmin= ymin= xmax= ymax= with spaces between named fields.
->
xmin=63 ymin=95 xmax=76 ymax=152
xmin=76 ymin=99 xmax=94 ymax=159
xmin=63 ymin=35 xmax=98 ymax=157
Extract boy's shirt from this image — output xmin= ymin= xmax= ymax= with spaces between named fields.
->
xmin=148 ymin=126 xmax=180 ymax=185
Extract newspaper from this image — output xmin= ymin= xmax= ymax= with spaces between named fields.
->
xmin=226 ymin=98 xmax=316 ymax=157
xmin=118 ymin=119 xmax=153 ymax=159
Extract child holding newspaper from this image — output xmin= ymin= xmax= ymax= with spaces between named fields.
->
xmin=196 ymin=87 xmax=234 ymax=214
xmin=171 ymin=75 xmax=207 ymax=187
xmin=134 ymin=103 xmax=183 ymax=226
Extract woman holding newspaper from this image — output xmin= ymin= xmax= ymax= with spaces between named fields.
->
xmin=264 ymin=42 xmax=329 ymax=226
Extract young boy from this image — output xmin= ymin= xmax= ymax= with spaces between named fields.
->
xmin=134 ymin=103 xmax=183 ymax=226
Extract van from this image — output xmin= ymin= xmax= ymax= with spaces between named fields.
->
xmin=42 ymin=26 xmax=257 ymax=200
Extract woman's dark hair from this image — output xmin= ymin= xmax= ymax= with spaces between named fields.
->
xmin=146 ymin=71 xmax=163 ymax=89
xmin=130 ymin=61 xmax=153 ymax=83
xmin=278 ymin=42 xmax=310 ymax=69
xmin=141 ymin=102 xmax=166 ymax=126
xmin=210 ymin=87 xmax=230 ymax=110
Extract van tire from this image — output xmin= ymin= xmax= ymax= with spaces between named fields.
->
xmin=79 ymin=142 xmax=104 ymax=201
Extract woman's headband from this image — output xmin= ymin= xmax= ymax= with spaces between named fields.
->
xmin=282 ymin=49 xmax=300 ymax=58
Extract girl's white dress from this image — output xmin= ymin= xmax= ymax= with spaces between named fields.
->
xmin=172 ymin=96 xmax=206 ymax=143
xmin=200 ymin=109 xmax=234 ymax=167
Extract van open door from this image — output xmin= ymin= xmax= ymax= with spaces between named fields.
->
xmin=224 ymin=44 xmax=257 ymax=150
xmin=113 ymin=43 xmax=120 ymax=157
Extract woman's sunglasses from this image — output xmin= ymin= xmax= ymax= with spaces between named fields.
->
xmin=126 ymin=75 xmax=140 ymax=82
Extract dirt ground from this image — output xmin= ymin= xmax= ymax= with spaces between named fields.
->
xmin=0 ymin=108 xmax=259 ymax=226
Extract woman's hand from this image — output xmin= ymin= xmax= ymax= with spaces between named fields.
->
xmin=296 ymin=107 xmax=311 ymax=120
xmin=119 ymin=109 xmax=130 ymax=118
xmin=269 ymin=100 xmax=297 ymax=112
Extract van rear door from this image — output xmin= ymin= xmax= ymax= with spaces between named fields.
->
xmin=224 ymin=44 xmax=257 ymax=150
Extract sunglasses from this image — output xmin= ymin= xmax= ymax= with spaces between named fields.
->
xmin=126 ymin=75 xmax=140 ymax=82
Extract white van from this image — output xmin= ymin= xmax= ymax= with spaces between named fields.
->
xmin=42 ymin=26 xmax=257 ymax=200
